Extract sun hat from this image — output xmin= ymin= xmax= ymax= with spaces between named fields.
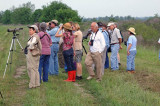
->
xmin=28 ymin=25 xmax=38 ymax=33
xmin=128 ymin=27 xmax=136 ymax=35
xmin=107 ymin=22 xmax=115 ymax=27
xmin=63 ymin=23 xmax=72 ymax=30
xmin=50 ymin=20 xmax=58 ymax=25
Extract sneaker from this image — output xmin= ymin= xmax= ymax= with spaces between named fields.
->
xmin=87 ymin=76 xmax=94 ymax=80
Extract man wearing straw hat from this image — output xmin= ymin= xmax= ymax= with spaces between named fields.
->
xmin=127 ymin=27 xmax=137 ymax=74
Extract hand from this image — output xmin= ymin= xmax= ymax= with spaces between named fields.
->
xmin=127 ymin=51 xmax=130 ymax=56
xmin=89 ymin=41 xmax=91 ymax=46
xmin=120 ymin=45 xmax=123 ymax=49
xmin=59 ymin=26 xmax=63 ymax=30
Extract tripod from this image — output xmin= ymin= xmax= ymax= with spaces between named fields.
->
xmin=3 ymin=30 xmax=23 ymax=79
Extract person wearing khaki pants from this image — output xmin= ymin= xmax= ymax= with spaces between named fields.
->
xmin=85 ymin=22 xmax=106 ymax=82
xmin=26 ymin=25 xmax=42 ymax=89
xmin=85 ymin=51 xmax=102 ymax=81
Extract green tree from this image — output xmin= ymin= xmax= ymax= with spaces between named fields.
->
xmin=11 ymin=7 xmax=32 ymax=24
xmin=0 ymin=11 xmax=3 ymax=23
xmin=39 ymin=1 xmax=81 ymax=23
xmin=2 ymin=10 xmax=11 ymax=24
xmin=32 ymin=9 xmax=43 ymax=23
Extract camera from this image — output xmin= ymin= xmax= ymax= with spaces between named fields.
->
xmin=90 ymin=40 xmax=94 ymax=46
xmin=8 ymin=28 xmax=23 ymax=32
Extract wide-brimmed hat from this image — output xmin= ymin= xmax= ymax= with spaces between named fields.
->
xmin=107 ymin=22 xmax=115 ymax=27
xmin=28 ymin=25 xmax=38 ymax=33
xmin=63 ymin=23 xmax=72 ymax=30
xmin=50 ymin=20 xmax=58 ymax=25
xmin=128 ymin=27 xmax=136 ymax=35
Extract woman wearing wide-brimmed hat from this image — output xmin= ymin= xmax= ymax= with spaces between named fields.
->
xmin=127 ymin=27 xmax=137 ymax=74
xmin=55 ymin=23 xmax=76 ymax=82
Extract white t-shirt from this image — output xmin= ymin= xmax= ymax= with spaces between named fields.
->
xmin=89 ymin=30 xmax=105 ymax=53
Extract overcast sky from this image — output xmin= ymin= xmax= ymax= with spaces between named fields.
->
xmin=0 ymin=0 xmax=160 ymax=18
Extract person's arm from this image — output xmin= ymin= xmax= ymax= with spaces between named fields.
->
xmin=55 ymin=26 xmax=63 ymax=37
xmin=127 ymin=44 xmax=132 ymax=56
xmin=116 ymin=29 xmax=122 ymax=49
xmin=73 ymin=38 xmax=75 ymax=56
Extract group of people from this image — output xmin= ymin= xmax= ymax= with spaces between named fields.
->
xmin=26 ymin=20 xmax=83 ymax=88
xmin=26 ymin=19 xmax=137 ymax=88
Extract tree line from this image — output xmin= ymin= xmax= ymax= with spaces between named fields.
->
xmin=0 ymin=1 xmax=82 ymax=24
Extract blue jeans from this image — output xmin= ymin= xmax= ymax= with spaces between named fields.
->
xmin=48 ymin=44 xmax=59 ymax=75
xmin=39 ymin=55 xmax=50 ymax=82
xmin=111 ymin=44 xmax=120 ymax=70
xmin=63 ymin=48 xmax=76 ymax=71
xmin=127 ymin=50 xmax=137 ymax=71
xmin=105 ymin=50 xmax=109 ymax=69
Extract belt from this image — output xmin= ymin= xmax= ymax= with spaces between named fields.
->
xmin=110 ymin=43 xmax=119 ymax=45
xmin=52 ymin=42 xmax=59 ymax=44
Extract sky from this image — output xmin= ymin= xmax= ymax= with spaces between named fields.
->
xmin=0 ymin=0 xmax=160 ymax=18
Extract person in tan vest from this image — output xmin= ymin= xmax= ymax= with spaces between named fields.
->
xmin=27 ymin=25 xmax=42 ymax=89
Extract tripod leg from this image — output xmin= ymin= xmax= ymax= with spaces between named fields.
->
xmin=16 ymin=38 xmax=23 ymax=50
xmin=3 ymin=39 xmax=14 ymax=78
xmin=9 ymin=39 xmax=15 ymax=72
xmin=0 ymin=91 xmax=3 ymax=99
xmin=82 ymin=44 xmax=87 ymax=54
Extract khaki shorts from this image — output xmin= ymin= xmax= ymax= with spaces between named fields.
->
xmin=75 ymin=50 xmax=83 ymax=63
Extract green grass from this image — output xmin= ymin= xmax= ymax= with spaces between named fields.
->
xmin=1 ymin=25 xmax=160 ymax=106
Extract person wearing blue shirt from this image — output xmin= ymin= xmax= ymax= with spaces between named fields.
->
xmin=46 ymin=20 xmax=60 ymax=75
xmin=127 ymin=27 xmax=137 ymax=74
xmin=97 ymin=22 xmax=110 ymax=75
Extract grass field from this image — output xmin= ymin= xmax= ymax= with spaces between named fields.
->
xmin=0 ymin=25 xmax=160 ymax=106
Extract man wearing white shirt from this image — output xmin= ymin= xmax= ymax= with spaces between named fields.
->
xmin=85 ymin=22 xmax=106 ymax=82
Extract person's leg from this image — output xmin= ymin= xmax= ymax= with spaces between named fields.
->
xmin=35 ymin=56 xmax=40 ymax=87
xmin=117 ymin=53 xmax=121 ymax=65
xmin=104 ymin=50 xmax=109 ymax=69
xmin=131 ymin=51 xmax=137 ymax=72
xmin=111 ymin=44 xmax=120 ymax=70
xmin=48 ymin=45 xmax=54 ymax=75
xmin=101 ymin=47 xmax=107 ymax=75
xmin=76 ymin=50 xmax=83 ymax=78
xmin=159 ymin=50 xmax=160 ymax=61
xmin=63 ymin=48 xmax=74 ymax=81
xmin=43 ymin=55 xmax=50 ymax=82
xmin=127 ymin=52 xmax=132 ymax=71
xmin=85 ymin=52 xmax=95 ymax=78
xmin=92 ymin=52 xmax=102 ymax=81
xmin=54 ymin=51 xmax=59 ymax=75
xmin=38 ymin=55 xmax=45 ymax=83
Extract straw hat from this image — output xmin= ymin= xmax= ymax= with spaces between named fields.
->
xmin=128 ymin=27 xmax=136 ymax=35
xmin=63 ymin=23 xmax=72 ymax=30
